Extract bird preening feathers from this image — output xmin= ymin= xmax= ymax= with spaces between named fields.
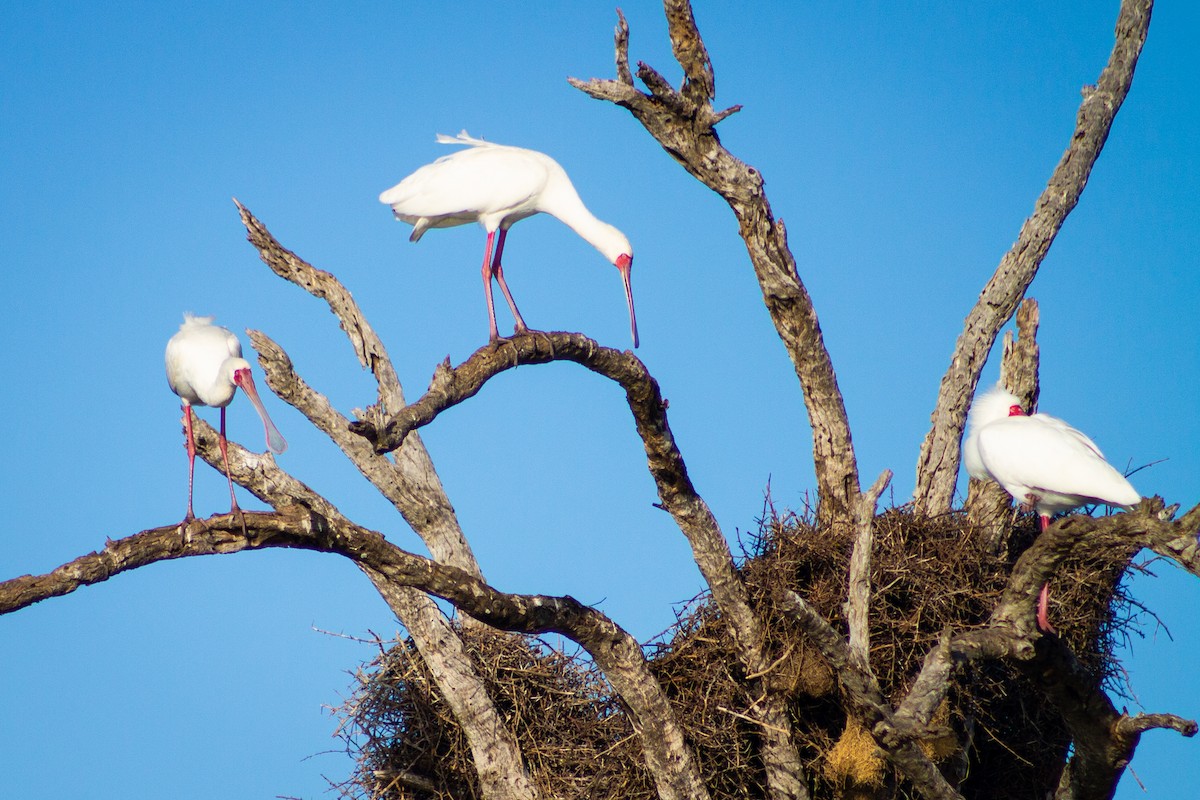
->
xmin=964 ymin=383 xmax=1139 ymax=521
xmin=963 ymin=382 xmax=1140 ymax=631
xmin=379 ymin=131 xmax=638 ymax=348
xmin=165 ymin=313 xmax=287 ymax=525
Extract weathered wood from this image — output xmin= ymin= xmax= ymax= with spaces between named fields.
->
xmin=236 ymin=203 xmax=536 ymax=800
xmin=569 ymin=4 xmax=860 ymax=539
xmin=964 ymin=298 xmax=1041 ymax=553
xmin=913 ymin=0 xmax=1153 ymax=515
xmin=351 ymin=329 xmax=807 ymax=800
xmin=0 ymin=424 xmax=713 ymax=800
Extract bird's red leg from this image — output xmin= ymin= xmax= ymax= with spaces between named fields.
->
xmin=482 ymin=231 xmax=502 ymax=342
xmin=182 ymin=403 xmax=197 ymax=524
xmin=1036 ymin=584 xmax=1057 ymax=634
xmin=491 ymin=229 xmax=529 ymax=335
xmin=1035 ymin=512 xmax=1058 ymax=634
xmin=219 ymin=407 xmax=249 ymax=538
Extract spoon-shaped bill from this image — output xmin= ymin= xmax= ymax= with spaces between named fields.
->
xmin=233 ymin=368 xmax=287 ymax=454
xmin=616 ymin=253 xmax=638 ymax=348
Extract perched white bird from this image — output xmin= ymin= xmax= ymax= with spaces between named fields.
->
xmin=165 ymin=314 xmax=286 ymax=523
xmin=379 ymin=131 xmax=638 ymax=347
xmin=964 ymin=383 xmax=1139 ymax=522
xmin=963 ymin=382 xmax=1139 ymax=631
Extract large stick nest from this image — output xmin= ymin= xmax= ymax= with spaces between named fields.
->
xmin=332 ymin=507 xmax=1141 ymax=799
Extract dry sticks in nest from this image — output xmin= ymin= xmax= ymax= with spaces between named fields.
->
xmin=335 ymin=507 xmax=1184 ymax=800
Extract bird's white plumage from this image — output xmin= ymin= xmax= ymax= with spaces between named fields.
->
xmin=164 ymin=312 xmax=285 ymax=522
xmin=381 ymin=135 xmax=550 ymax=240
xmin=378 ymin=131 xmax=638 ymax=347
xmin=963 ymin=383 xmax=1139 ymax=518
xmin=164 ymin=313 xmax=286 ymax=454
xmin=379 ymin=131 xmax=632 ymax=261
xmin=165 ymin=313 xmax=245 ymax=408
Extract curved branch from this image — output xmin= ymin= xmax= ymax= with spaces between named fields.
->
xmin=351 ymin=331 xmax=808 ymax=800
xmin=946 ymin=500 xmax=1198 ymax=799
xmin=248 ymin=329 xmax=480 ymax=573
xmin=236 ymin=202 xmax=478 ymax=575
xmin=1 ymin=475 xmax=710 ymax=800
xmin=570 ymin=3 xmax=859 ymax=531
xmin=913 ymin=0 xmax=1154 ymax=514
xmin=234 ymin=206 xmax=536 ymax=798
xmin=782 ymin=498 xmax=1199 ymax=800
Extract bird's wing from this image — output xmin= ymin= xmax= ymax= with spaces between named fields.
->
xmin=164 ymin=322 xmax=242 ymax=405
xmin=379 ymin=145 xmax=550 ymax=223
xmin=962 ymin=428 xmax=989 ymax=481
xmin=976 ymin=417 xmax=1138 ymax=507
xmin=1033 ymin=413 xmax=1104 ymax=458
xmin=211 ymin=324 xmax=241 ymax=360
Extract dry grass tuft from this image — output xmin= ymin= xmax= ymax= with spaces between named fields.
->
xmin=824 ymin=719 xmax=886 ymax=790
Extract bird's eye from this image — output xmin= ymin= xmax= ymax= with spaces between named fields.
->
xmin=1007 ymin=404 xmax=1025 ymax=417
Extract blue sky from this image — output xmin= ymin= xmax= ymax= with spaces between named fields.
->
xmin=1 ymin=2 xmax=1196 ymax=797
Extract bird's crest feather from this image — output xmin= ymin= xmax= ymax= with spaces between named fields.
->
xmin=180 ymin=312 xmax=216 ymax=329
xmin=436 ymin=130 xmax=493 ymax=148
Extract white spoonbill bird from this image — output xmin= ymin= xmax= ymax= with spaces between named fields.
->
xmin=165 ymin=313 xmax=287 ymax=523
xmin=963 ymin=382 xmax=1140 ymax=631
xmin=379 ymin=131 xmax=638 ymax=347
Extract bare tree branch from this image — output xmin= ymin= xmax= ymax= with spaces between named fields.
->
xmin=189 ymin=427 xmax=709 ymax=800
xmin=779 ymin=592 xmax=964 ymax=800
xmin=913 ymin=0 xmax=1154 ymax=515
xmin=235 ymin=204 xmax=536 ymax=798
xmin=570 ymin=3 xmax=858 ymax=532
xmin=1067 ymin=710 xmax=1200 ymax=800
xmin=989 ymin=502 xmax=1198 ymax=799
xmin=350 ymin=331 xmax=809 ymax=800
xmin=236 ymin=202 xmax=479 ymax=576
xmin=780 ymin=496 xmax=1199 ymax=800
xmin=846 ymin=469 xmax=893 ymax=668
xmin=965 ymin=298 xmax=1041 ymax=553
xmin=358 ymin=570 xmax=539 ymax=800
xmin=3 ymin=428 xmax=712 ymax=800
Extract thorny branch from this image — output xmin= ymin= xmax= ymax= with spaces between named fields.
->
xmin=912 ymin=0 xmax=1153 ymax=515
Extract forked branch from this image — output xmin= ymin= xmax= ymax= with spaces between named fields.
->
xmin=350 ymin=331 xmax=809 ymax=799
xmin=913 ymin=0 xmax=1153 ymax=514
xmin=1 ymin=420 xmax=711 ymax=800
xmin=237 ymin=203 xmax=534 ymax=798
xmin=570 ymin=2 xmax=861 ymax=531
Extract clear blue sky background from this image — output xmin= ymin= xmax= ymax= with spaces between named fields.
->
xmin=1 ymin=2 xmax=1196 ymax=797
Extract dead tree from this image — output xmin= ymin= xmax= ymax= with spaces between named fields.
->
xmin=2 ymin=1 xmax=1196 ymax=799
